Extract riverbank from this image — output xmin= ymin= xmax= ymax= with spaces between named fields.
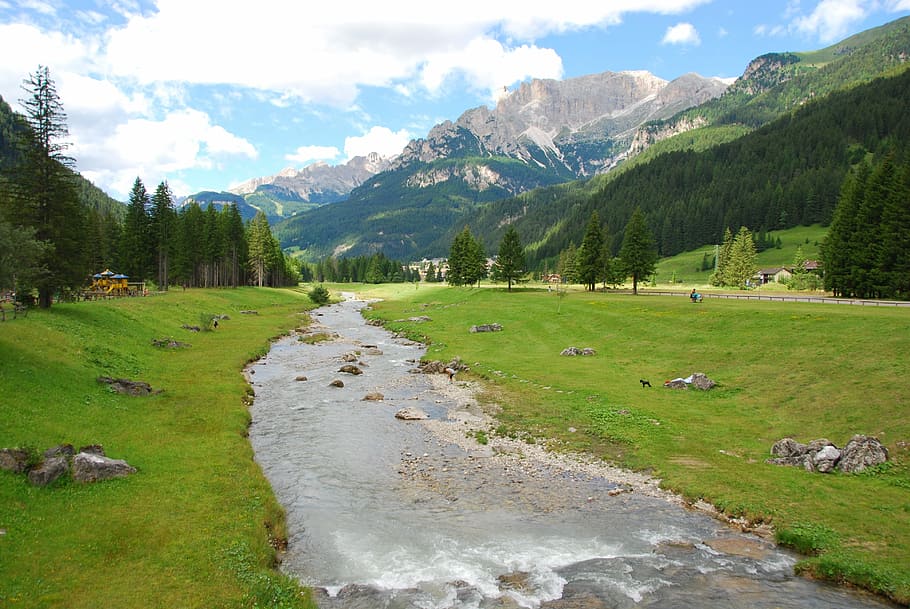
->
xmin=0 ymin=288 xmax=317 ymax=609
xmin=359 ymin=283 xmax=910 ymax=605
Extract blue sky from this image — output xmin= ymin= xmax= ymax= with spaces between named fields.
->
xmin=1 ymin=0 xmax=908 ymax=200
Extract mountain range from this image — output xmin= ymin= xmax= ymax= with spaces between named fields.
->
xmin=261 ymin=15 xmax=910 ymax=264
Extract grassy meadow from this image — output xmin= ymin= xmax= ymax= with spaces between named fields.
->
xmin=362 ymin=282 xmax=910 ymax=604
xmin=0 ymin=288 xmax=318 ymax=609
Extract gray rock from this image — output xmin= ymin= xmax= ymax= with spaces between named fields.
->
xmin=72 ymin=452 xmax=136 ymax=483
xmin=813 ymin=445 xmax=842 ymax=473
xmin=837 ymin=435 xmax=889 ymax=473
xmin=395 ymin=407 xmax=428 ymax=420
xmin=689 ymin=372 xmax=716 ymax=390
xmin=43 ymin=444 xmax=75 ymax=460
xmin=0 ymin=448 xmax=31 ymax=473
xmin=27 ymin=456 xmax=69 ymax=486
xmin=78 ymin=444 xmax=105 ymax=456
xmin=97 ymin=376 xmax=158 ymax=396
xmin=770 ymin=437 xmax=806 ymax=458
xmin=470 ymin=323 xmax=502 ymax=333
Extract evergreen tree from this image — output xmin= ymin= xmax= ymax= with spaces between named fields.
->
xmin=822 ymin=163 xmax=868 ymax=297
xmin=425 ymin=261 xmax=436 ymax=282
xmin=0 ymin=219 xmax=48 ymax=295
xmin=878 ymin=159 xmax=910 ymax=299
xmin=711 ymin=227 xmax=735 ymax=286
xmin=223 ymin=204 xmax=247 ymax=287
xmin=560 ymin=243 xmax=579 ymax=284
xmin=247 ymin=211 xmax=276 ymax=287
xmin=119 ymin=177 xmax=151 ymax=281
xmin=10 ymin=65 xmax=86 ymax=306
xmin=577 ymin=211 xmax=605 ymax=291
xmin=618 ymin=207 xmax=657 ymax=295
xmin=149 ymin=181 xmax=175 ymax=290
xmin=491 ymin=225 xmax=526 ymax=291
xmin=726 ymin=226 xmax=758 ymax=289
xmin=447 ymin=226 xmax=486 ymax=287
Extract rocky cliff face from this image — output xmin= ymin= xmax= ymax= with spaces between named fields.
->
xmin=230 ymin=152 xmax=391 ymax=199
xmin=392 ymin=70 xmax=728 ymax=176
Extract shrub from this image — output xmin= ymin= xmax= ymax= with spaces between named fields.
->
xmin=307 ymin=285 xmax=330 ymax=305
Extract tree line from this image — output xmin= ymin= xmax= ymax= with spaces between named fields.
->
xmin=0 ymin=66 xmax=300 ymax=307
xmin=822 ymin=153 xmax=910 ymax=299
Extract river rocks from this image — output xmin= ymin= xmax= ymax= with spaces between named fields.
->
xmin=395 ymin=407 xmax=429 ymax=420
xmin=329 ymin=379 xmax=344 ymax=388
xmin=560 ymin=347 xmax=597 ymax=356
xmin=294 ymin=375 xmax=308 ymax=382
xmin=418 ymin=358 xmax=468 ymax=376
xmin=338 ymin=364 xmax=363 ymax=375
xmin=96 ymin=376 xmax=160 ymax=396
xmin=470 ymin=323 xmax=502 ymax=333
xmin=767 ymin=435 xmax=888 ymax=473
xmin=2 ymin=443 xmax=136 ymax=486
xmin=362 ymin=392 xmax=384 ymax=401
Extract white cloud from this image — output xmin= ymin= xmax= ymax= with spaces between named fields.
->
xmin=791 ymin=0 xmax=869 ymax=42
xmin=73 ymin=108 xmax=257 ymax=198
xmin=344 ymin=126 xmax=413 ymax=160
xmin=285 ymin=145 xmax=341 ymax=165
xmin=662 ymin=22 xmax=702 ymax=45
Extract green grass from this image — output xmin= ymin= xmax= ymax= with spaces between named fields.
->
xmin=0 ymin=287 xmax=318 ymax=609
xmin=364 ymin=284 xmax=910 ymax=605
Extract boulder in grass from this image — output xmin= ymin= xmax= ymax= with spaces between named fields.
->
xmin=27 ymin=456 xmax=69 ymax=486
xmin=0 ymin=448 xmax=31 ymax=473
xmin=72 ymin=452 xmax=136 ymax=483
xmin=838 ymin=435 xmax=889 ymax=473
xmin=470 ymin=323 xmax=502 ymax=333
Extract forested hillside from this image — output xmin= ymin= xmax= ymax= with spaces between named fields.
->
xmin=463 ymin=68 xmax=910 ymax=270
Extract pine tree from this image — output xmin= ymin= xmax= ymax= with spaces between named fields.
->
xmin=491 ymin=225 xmax=526 ymax=291
xmin=12 ymin=65 xmax=86 ymax=306
xmin=578 ymin=211 xmax=605 ymax=291
xmin=712 ymin=227 xmax=735 ymax=286
xmin=726 ymin=226 xmax=758 ymax=289
xmin=247 ymin=211 xmax=276 ymax=287
xmin=447 ymin=226 xmax=486 ymax=287
xmin=822 ymin=163 xmax=868 ymax=297
xmin=119 ymin=177 xmax=151 ymax=281
xmin=149 ymin=181 xmax=175 ymax=290
xmin=618 ymin=207 xmax=658 ymax=295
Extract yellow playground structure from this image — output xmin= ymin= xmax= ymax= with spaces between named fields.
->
xmin=85 ymin=269 xmax=145 ymax=299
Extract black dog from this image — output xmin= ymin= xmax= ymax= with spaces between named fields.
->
xmin=640 ymin=379 xmax=652 ymax=388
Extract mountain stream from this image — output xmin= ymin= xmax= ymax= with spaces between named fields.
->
xmin=247 ymin=297 xmax=896 ymax=609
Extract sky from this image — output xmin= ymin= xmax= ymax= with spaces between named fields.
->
xmin=1 ymin=1 xmax=909 ymax=201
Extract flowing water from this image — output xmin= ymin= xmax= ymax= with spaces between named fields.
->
xmin=248 ymin=298 xmax=896 ymax=609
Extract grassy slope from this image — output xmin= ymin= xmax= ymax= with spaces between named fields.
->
xmin=654 ymin=224 xmax=827 ymax=287
xmin=0 ymin=288 xmax=317 ymax=609
xmin=364 ymin=284 xmax=910 ymax=604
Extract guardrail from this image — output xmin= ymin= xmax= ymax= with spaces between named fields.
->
xmin=628 ymin=290 xmax=910 ymax=307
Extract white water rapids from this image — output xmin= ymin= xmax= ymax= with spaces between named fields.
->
xmin=247 ymin=298 xmax=897 ymax=609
